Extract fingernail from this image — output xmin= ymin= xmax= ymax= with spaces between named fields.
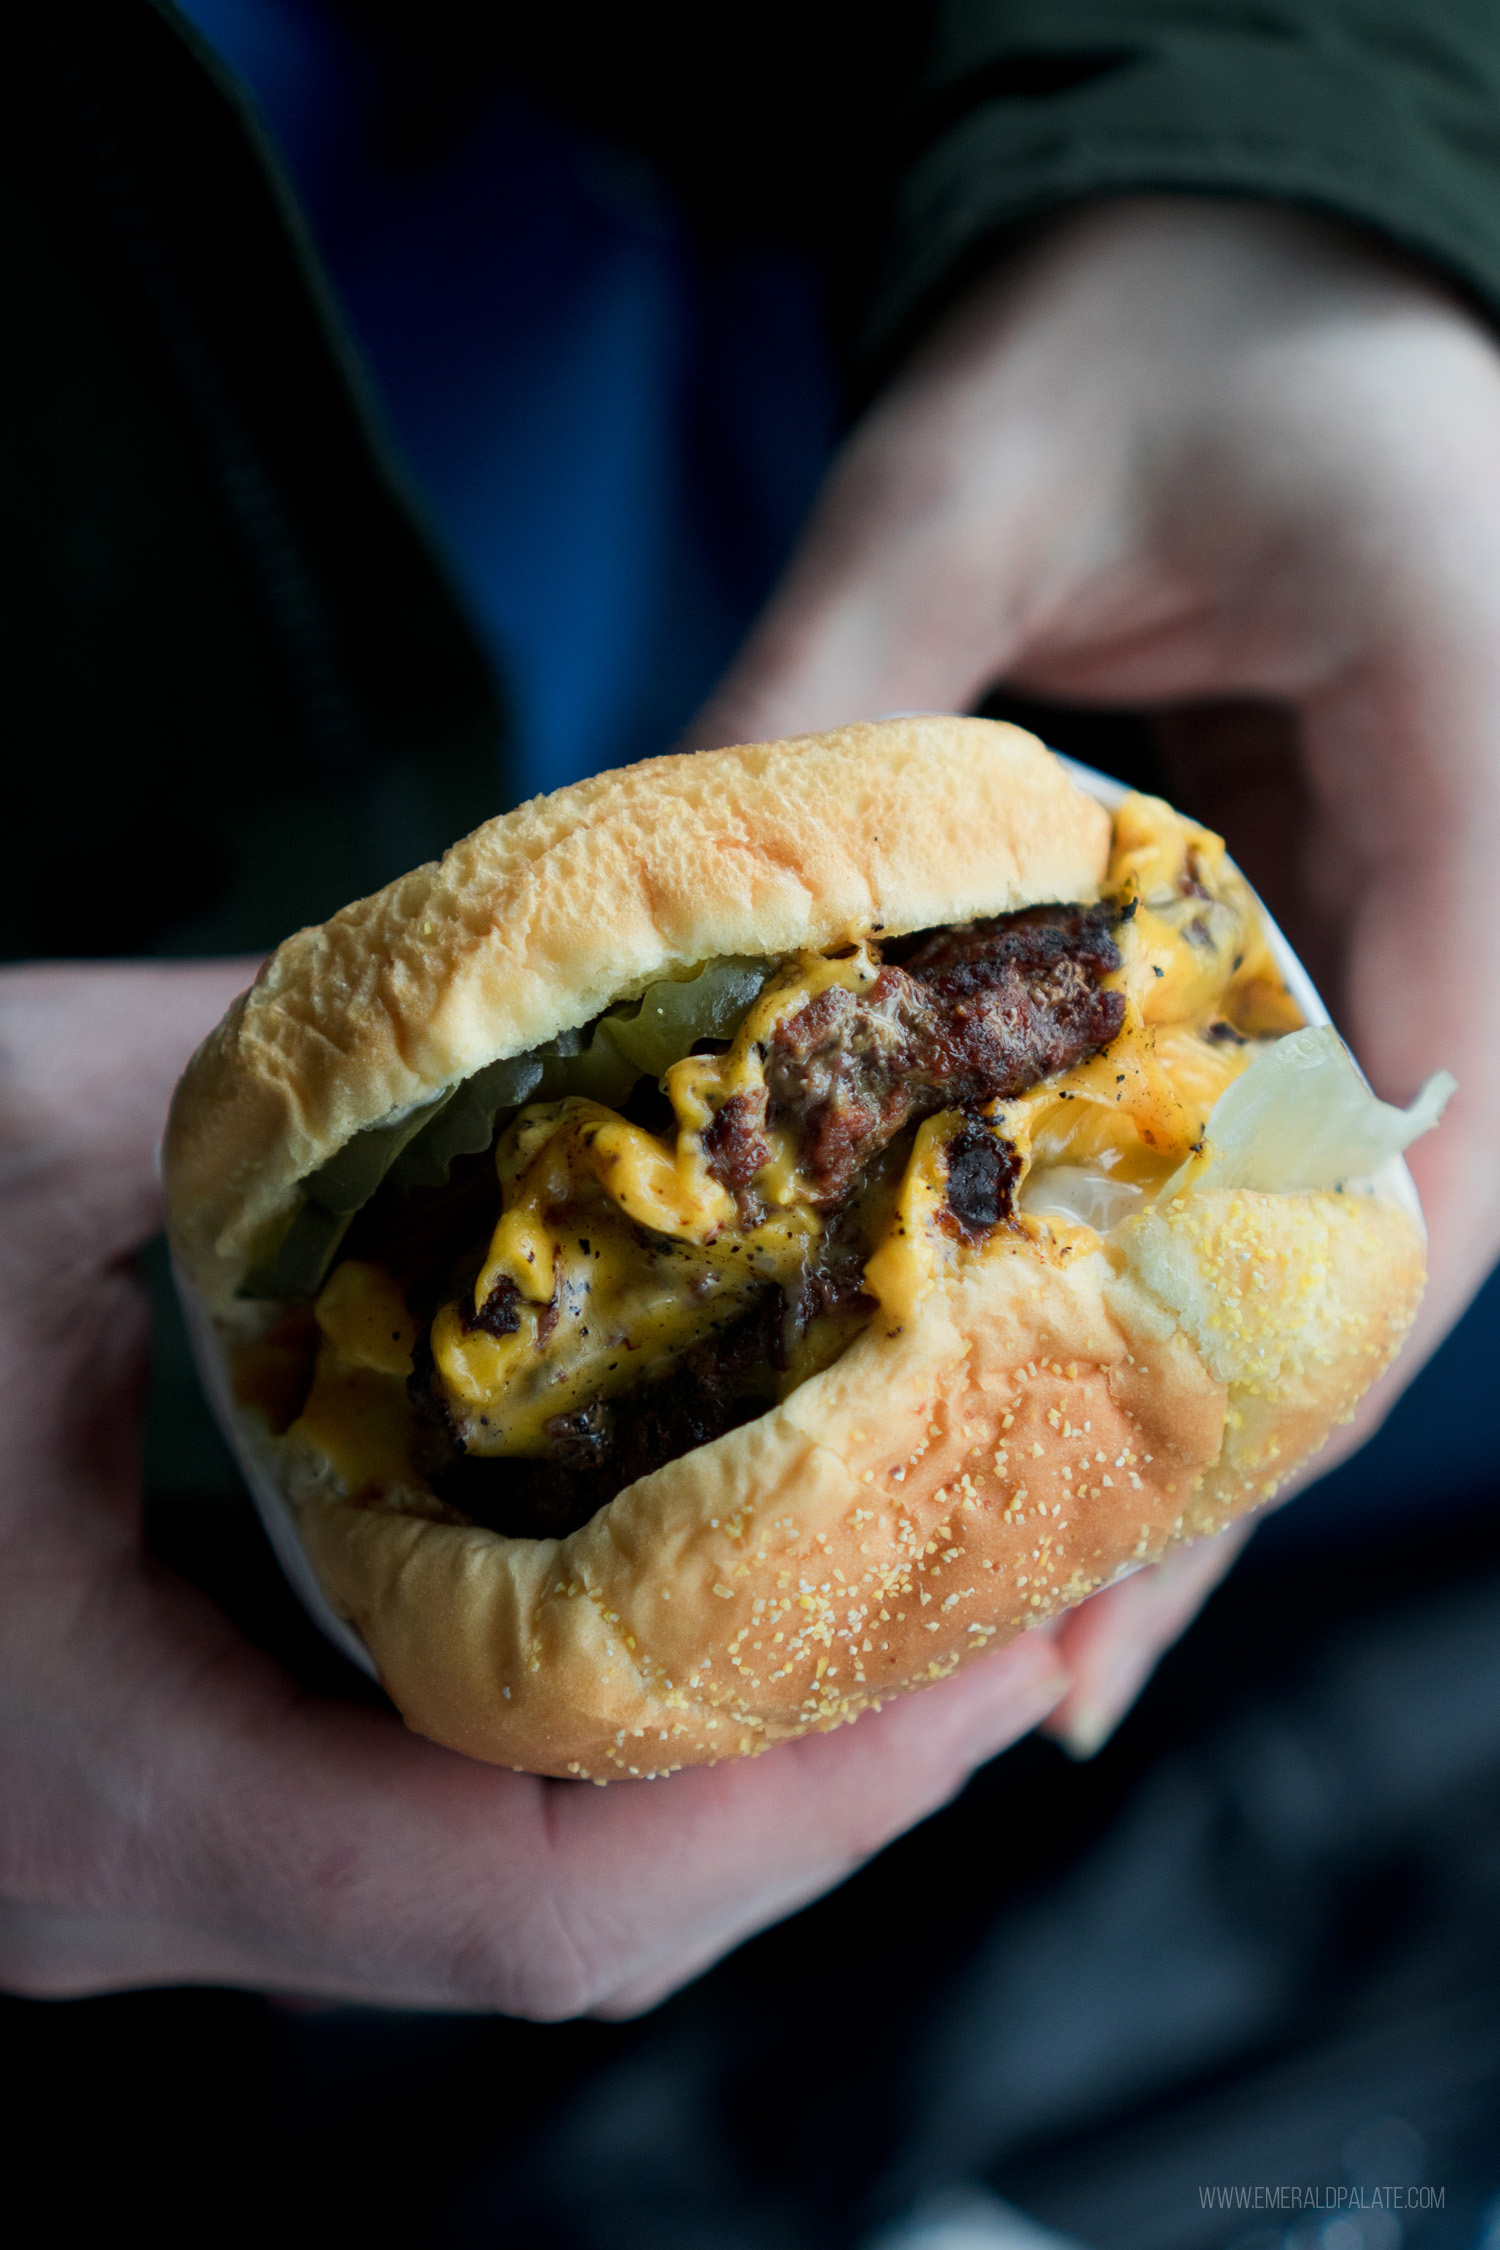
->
xmin=1049 ymin=1700 xmax=1119 ymax=1761
xmin=1047 ymin=1653 xmax=1147 ymax=1760
xmin=1027 ymin=1670 xmax=1073 ymax=1715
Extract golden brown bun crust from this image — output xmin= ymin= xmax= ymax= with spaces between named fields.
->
xmin=165 ymin=717 xmax=1110 ymax=1305
xmin=293 ymin=1190 xmax=1425 ymax=1778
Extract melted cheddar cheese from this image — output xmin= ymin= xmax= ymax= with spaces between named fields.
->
xmin=433 ymin=1101 xmax=820 ymax=1455
xmin=289 ymin=1260 xmax=418 ymax=1495
xmin=285 ymin=794 xmax=1301 ymax=1491
xmin=1001 ymin=796 xmax=1300 ymax=1191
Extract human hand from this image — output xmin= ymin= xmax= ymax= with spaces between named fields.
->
xmin=0 ymin=961 xmax=1069 ymax=2009
xmin=695 ymin=196 xmax=1500 ymax=1749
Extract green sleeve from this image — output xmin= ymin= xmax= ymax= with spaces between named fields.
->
xmin=864 ymin=0 xmax=1500 ymax=370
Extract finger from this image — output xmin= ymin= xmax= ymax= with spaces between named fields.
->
xmin=684 ymin=246 xmax=1081 ymax=752
xmin=1041 ymin=1528 xmax=1250 ymax=1758
xmin=576 ymin=1624 xmax=1071 ymax=2017
xmin=686 ymin=515 xmax=972 ymax=754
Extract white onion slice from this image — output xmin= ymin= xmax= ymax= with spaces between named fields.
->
xmin=1019 ymin=1166 xmax=1146 ymax=1233
xmin=1167 ymin=1025 xmax=1454 ymax=1198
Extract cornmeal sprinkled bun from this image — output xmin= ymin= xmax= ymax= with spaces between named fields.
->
xmin=165 ymin=718 xmax=1428 ymax=1778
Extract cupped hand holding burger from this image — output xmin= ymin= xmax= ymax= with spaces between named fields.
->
xmin=4 ymin=193 xmax=1496 ymax=2010
xmin=696 ymin=195 xmax=1500 ymax=1756
xmin=0 ymin=964 xmax=1069 ymax=2009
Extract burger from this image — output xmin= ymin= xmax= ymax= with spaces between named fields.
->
xmin=165 ymin=717 xmax=1447 ymax=1778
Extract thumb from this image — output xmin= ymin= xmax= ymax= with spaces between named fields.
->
xmin=687 ymin=226 xmax=1135 ymax=752
xmin=686 ymin=340 xmax=1062 ymax=752
xmin=687 ymin=451 xmax=1010 ymax=752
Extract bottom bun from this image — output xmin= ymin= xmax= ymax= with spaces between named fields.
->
xmin=291 ymin=1188 xmax=1423 ymax=1778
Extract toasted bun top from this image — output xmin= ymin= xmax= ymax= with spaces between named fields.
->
xmin=165 ymin=717 xmax=1111 ymax=1303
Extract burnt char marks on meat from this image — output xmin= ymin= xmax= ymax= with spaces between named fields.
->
xmin=902 ymin=900 xmax=1124 ymax=1031
xmin=943 ymin=1121 xmax=1021 ymax=1240
xmin=763 ymin=902 xmax=1125 ymax=1206
xmin=465 ymin=1275 xmax=522 ymax=1337
xmin=426 ymin=1289 xmax=786 ymax=1540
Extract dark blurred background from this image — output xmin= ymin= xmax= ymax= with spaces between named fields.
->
xmin=9 ymin=5 xmax=1500 ymax=2244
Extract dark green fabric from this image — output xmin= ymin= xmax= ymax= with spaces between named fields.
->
xmin=4 ymin=0 xmax=509 ymax=964
xmin=863 ymin=0 xmax=1500 ymax=370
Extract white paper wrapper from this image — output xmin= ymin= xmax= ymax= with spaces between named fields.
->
xmin=174 ymin=1254 xmax=377 ymax=1673
xmin=172 ymin=753 xmax=1426 ymax=1668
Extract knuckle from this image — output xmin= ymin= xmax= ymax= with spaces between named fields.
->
xmin=437 ymin=1900 xmax=605 ymax=2022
